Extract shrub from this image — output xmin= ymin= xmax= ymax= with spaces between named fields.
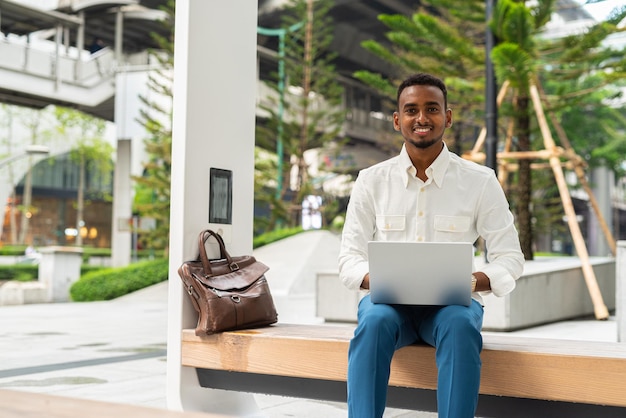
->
xmin=70 ymin=258 xmax=169 ymax=302
xmin=253 ymin=227 xmax=304 ymax=248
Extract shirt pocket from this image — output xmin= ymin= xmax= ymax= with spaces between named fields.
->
xmin=375 ymin=215 xmax=406 ymax=241
xmin=434 ymin=215 xmax=471 ymax=242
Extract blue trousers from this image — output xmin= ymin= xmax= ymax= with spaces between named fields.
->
xmin=347 ymin=295 xmax=484 ymax=418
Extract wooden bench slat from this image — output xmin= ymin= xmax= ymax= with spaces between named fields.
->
xmin=0 ymin=389 xmax=224 ymax=418
xmin=182 ymin=324 xmax=626 ymax=408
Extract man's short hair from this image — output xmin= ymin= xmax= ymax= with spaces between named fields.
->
xmin=396 ymin=73 xmax=448 ymax=109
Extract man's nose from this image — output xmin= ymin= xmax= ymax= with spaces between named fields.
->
xmin=416 ymin=110 xmax=428 ymax=122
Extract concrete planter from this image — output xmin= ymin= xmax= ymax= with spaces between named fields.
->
xmin=316 ymin=256 xmax=616 ymax=331
xmin=481 ymin=257 xmax=615 ymax=331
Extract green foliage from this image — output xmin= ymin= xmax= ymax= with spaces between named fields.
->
xmin=0 ymin=265 xmax=38 ymax=281
xmin=354 ymin=0 xmax=487 ymax=153
xmin=0 ymin=264 xmax=105 ymax=282
xmin=256 ymin=0 xmax=346 ymax=229
xmin=132 ymin=0 xmax=175 ymax=256
xmin=491 ymin=43 xmax=534 ymax=90
xmin=70 ymin=258 xmax=169 ymax=301
xmin=253 ymin=227 xmax=304 ymax=248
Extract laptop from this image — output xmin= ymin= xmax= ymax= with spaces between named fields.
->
xmin=368 ymin=241 xmax=473 ymax=306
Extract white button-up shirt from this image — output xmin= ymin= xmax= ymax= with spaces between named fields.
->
xmin=338 ymin=143 xmax=524 ymax=302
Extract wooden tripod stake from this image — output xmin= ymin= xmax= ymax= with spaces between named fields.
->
xmin=529 ymin=84 xmax=608 ymax=320
xmin=465 ymin=81 xmax=610 ymax=320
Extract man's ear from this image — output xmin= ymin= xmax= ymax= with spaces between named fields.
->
xmin=445 ymin=109 xmax=453 ymax=128
xmin=393 ymin=112 xmax=400 ymax=131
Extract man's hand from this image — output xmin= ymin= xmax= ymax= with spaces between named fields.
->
xmin=472 ymin=271 xmax=491 ymax=292
xmin=360 ymin=273 xmax=370 ymax=290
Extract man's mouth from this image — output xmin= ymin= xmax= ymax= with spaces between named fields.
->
xmin=413 ymin=126 xmax=431 ymax=134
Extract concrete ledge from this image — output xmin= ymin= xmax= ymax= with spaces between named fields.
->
xmin=482 ymin=257 xmax=615 ymax=331
xmin=316 ymin=257 xmax=616 ymax=331
xmin=0 ymin=281 xmax=47 ymax=305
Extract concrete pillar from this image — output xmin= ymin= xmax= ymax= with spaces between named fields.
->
xmin=588 ymin=166 xmax=614 ymax=257
xmin=166 ymin=1 xmax=258 ymax=414
xmin=111 ymin=139 xmax=132 ymax=267
xmin=618 ymin=241 xmax=626 ymax=342
xmin=38 ymin=246 xmax=83 ymax=302
xmin=111 ymin=68 xmax=153 ymax=267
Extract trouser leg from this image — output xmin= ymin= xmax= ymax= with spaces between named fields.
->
xmin=347 ymin=295 xmax=418 ymax=418
xmin=418 ymin=300 xmax=484 ymax=418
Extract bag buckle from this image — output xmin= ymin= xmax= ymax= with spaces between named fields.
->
xmin=230 ymin=262 xmax=240 ymax=271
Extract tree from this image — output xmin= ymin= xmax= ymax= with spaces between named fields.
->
xmin=132 ymin=0 xmax=175 ymax=256
xmin=54 ymin=107 xmax=113 ymax=246
xmin=256 ymin=0 xmax=346 ymax=228
xmin=0 ymin=104 xmax=19 ymax=244
xmin=353 ymin=0 xmax=487 ymax=154
xmin=15 ymin=106 xmax=54 ymax=245
xmin=489 ymin=0 xmax=625 ymax=259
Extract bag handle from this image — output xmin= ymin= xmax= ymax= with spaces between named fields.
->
xmin=198 ymin=229 xmax=239 ymax=276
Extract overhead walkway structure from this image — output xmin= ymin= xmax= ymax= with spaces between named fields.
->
xmin=0 ymin=0 xmax=168 ymax=121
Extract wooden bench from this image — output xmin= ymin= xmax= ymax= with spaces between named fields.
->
xmin=0 ymin=388 xmax=225 ymax=418
xmin=182 ymin=323 xmax=626 ymax=417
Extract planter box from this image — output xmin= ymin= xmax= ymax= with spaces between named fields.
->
xmin=482 ymin=257 xmax=615 ymax=331
xmin=316 ymin=257 xmax=616 ymax=331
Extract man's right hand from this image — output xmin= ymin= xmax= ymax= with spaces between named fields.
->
xmin=360 ymin=273 xmax=370 ymax=290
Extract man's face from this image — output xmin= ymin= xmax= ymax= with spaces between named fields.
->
xmin=393 ymin=84 xmax=452 ymax=150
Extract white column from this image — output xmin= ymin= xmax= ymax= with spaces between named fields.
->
xmin=618 ymin=241 xmax=626 ymax=342
xmin=588 ymin=166 xmax=614 ymax=256
xmin=111 ymin=139 xmax=132 ymax=267
xmin=166 ymin=1 xmax=259 ymax=414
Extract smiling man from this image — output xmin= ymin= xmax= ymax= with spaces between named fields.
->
xmin=338 ymin=73 xmax=524 ymax=418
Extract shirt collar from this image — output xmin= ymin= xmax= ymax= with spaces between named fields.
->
xmin=398 ymin=142 xmax=451 ymax=188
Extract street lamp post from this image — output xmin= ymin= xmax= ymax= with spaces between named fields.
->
xmin=485 ymin=0 xmax=498 ymax=174
xmin=257 ymin=22 xmax=303 ymax=200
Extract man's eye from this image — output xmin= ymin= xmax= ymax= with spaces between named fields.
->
xmin=428 ymin=107 xmax=439 ymax=112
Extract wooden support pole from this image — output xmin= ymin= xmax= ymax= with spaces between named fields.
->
xmin=530 ymin=84 xmax=609 ymax=320
xmin=535 ymin=82 xmax=617 ymax=255
xmin=470 ymin=81 xmax=510 ymax=155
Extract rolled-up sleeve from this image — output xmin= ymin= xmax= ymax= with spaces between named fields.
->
xmin=338 ymin=173 xmax=374 ymax=290
xmin=476 ymin=175 xmax=525 ymax=297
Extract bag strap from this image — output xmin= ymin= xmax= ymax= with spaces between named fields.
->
xmin=197 ymin=229 xmax=239 ymax=276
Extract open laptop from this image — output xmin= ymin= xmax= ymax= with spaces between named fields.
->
xmin=368 ymin=241 xmax=474 ymax=306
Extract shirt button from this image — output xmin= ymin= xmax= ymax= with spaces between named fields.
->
xmin=420 ymin=188 xmax=425 ymax=192
xmin=418 ymin=211 xmax=424 ymax=217
xmin=417 ymin=236 xmax=424 ymax=241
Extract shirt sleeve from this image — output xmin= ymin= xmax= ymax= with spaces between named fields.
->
xmin=476 ymin=174 xmax=525 ymax=297
xmin=338 ymin=172 xmax=374 ymax=290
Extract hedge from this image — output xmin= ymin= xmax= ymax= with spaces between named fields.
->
xmin=70 ymin=258 xmax=169 ymax=302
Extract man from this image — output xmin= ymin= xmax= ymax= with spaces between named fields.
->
xmin=338 ymin=73 xmax=524 ymax=418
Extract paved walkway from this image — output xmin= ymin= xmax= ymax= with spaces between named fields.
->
xmin=0 ymin=230 xmax=619 ymax=417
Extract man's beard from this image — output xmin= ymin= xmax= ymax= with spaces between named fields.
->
xmin=408 ymin=137 xmax=440 ymax=149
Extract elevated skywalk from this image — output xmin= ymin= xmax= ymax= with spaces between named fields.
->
xmin=0 ymin=37 xmax=117 ymax=118
xmin=0 ymin=0 xmax=168 ymax=121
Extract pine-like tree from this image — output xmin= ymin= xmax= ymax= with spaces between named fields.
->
xmin=132 ymin=0 xmax=175 ymax=256
xmin=256 ymin=0 xmax=346 ymax=228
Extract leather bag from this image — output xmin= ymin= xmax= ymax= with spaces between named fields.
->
xmin=177 ymin=229 xmax=278 ymax=335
